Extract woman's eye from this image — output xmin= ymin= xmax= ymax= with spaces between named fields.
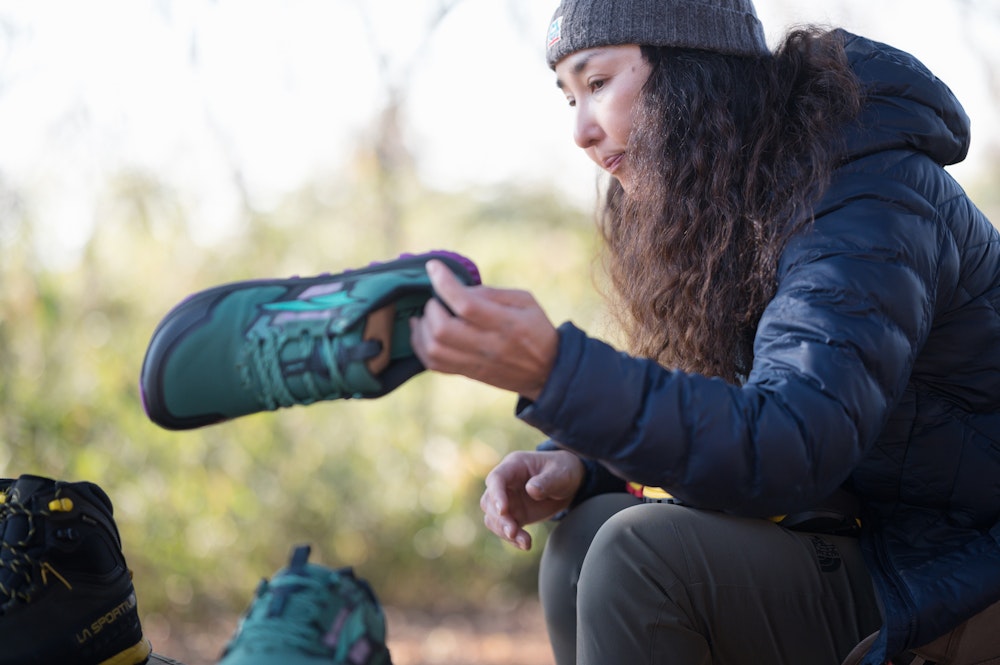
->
xmin=589 ymin=79 xmax=606 ymax=93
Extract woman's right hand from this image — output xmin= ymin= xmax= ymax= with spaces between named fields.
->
xmin=480 ymin=449 xmax=585 ymax=551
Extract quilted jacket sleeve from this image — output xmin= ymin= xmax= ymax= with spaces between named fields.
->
xmin=517 ymin=156 xmax=952 ymax=519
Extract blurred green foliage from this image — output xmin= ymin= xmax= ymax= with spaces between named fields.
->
xmin=3 ymin=143 xmax=995 ymax=631
xmin=0 ymin=160 xmax=611 ymax=622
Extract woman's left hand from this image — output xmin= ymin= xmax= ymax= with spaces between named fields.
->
xmin=409 ymin=260 xmax=559 ymax=401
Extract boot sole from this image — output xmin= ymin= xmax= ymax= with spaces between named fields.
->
xmin=96 ymin=638 xmax=152 ymax=665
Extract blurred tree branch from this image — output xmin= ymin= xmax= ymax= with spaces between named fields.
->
xmin=353 ymin=0 xmax=466 ymax=252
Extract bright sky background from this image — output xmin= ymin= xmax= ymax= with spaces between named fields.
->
xmin=1 ymin=1 xmax=998 ymax=262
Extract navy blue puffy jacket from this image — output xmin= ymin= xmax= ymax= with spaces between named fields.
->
xmin=519 ymin=33 xmax=1000 ymax=664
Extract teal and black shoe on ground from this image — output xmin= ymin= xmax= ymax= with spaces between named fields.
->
xmin=140 ymin=250 xmax=480 ymax=430
xmin=217 ymin=544 xmax=391 ymax=665
xmin=0 ymin=475 xmax=152 ymax=665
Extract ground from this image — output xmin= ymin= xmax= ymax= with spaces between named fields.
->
xmin=146 ymin=601 xmax=555 ymax=665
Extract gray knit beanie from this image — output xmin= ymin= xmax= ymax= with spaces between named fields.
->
xmin=545 ymin=0 xmax=769 ymax=68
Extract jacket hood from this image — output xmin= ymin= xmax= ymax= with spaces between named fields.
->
xmin=840 ymin=32 xmax=971 ymax=166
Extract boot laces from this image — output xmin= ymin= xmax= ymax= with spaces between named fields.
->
xmin=241 ymin=325 xmax=381 ymax=410
xmin=0 ymin=496 xmax=45 ymax=606
xmin=234 ymin=575 xmax=358 ymax=656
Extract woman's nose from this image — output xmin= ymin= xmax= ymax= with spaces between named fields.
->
xmin=573 ymin=106 xmax=602 ymax=150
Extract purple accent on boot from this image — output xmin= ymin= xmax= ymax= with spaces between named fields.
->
xmin=426 ymin=250 xmax=481 ymax=284
xmin=364 ymin=250 xmax=481 ymax=284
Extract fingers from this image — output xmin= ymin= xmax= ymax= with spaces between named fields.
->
xmin=411 ymin=261 xmax=559 ymax=398
xmin=410 ymin=298 xmax=496 ymax=385
xmin=482 ymin=507 xmax=533 ymax=551
xmin=427 ymin=260 xmax=537 ymax=325
xmin=427 ymin=259 xmax=468 ymax=314
xmin=480 ymin=481 xmax=532 ymax=551
xmin=481 ymin=455 xmax=534 ymax=551
xmin=478 ymin=450 xmax=584 ymax=551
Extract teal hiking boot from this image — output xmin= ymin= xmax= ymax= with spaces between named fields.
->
xmin=140 ymin=250 xmax=480 ymax=430
xmin=0 ymin=474 xmax=152 ymax=665
xmin=217 ymin=544 xmax=391 ymax=665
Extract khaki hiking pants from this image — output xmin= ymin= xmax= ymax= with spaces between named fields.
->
xmin=540 ymin=494 xmax=1000 ymax=664
xmin=539 ymin=494 xmax=882 ymax=665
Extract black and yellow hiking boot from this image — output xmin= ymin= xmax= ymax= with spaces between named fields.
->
xmin=0 ymin=474 xmax=152 ymax=665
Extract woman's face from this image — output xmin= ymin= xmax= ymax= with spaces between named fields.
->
xmin=555 ymin=44 xmax=652 ymax=192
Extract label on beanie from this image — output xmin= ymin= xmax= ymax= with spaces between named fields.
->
xmin=547 ymin=16 xmax=562 ymax=49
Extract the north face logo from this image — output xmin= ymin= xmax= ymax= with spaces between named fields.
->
xmin=809 ymin=535 xmax=842 ymax=573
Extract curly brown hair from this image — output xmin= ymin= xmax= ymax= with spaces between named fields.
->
xmin=598 ymin=28 xmax=862 ymax=382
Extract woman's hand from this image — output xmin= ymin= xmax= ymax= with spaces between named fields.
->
xmin=409 ymin=260 xmax=559 ymax=401
xmin=480 ymin=449 xmax=585 ymax=550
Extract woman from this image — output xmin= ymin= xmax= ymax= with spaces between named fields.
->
xmin=409 ymin=1 xmax=1000 ymax=663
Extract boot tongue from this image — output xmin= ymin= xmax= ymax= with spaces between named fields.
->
xmin=6 ymin=475 xmax=114 ymax=516
xmin=6 ymin=474 xmax=57 ymax=504
xmin=1 ymin=475 xmax=57 ymax=546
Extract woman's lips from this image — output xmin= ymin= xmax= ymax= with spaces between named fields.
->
xmin=603 ymin=154 xmax=624 ymax=173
